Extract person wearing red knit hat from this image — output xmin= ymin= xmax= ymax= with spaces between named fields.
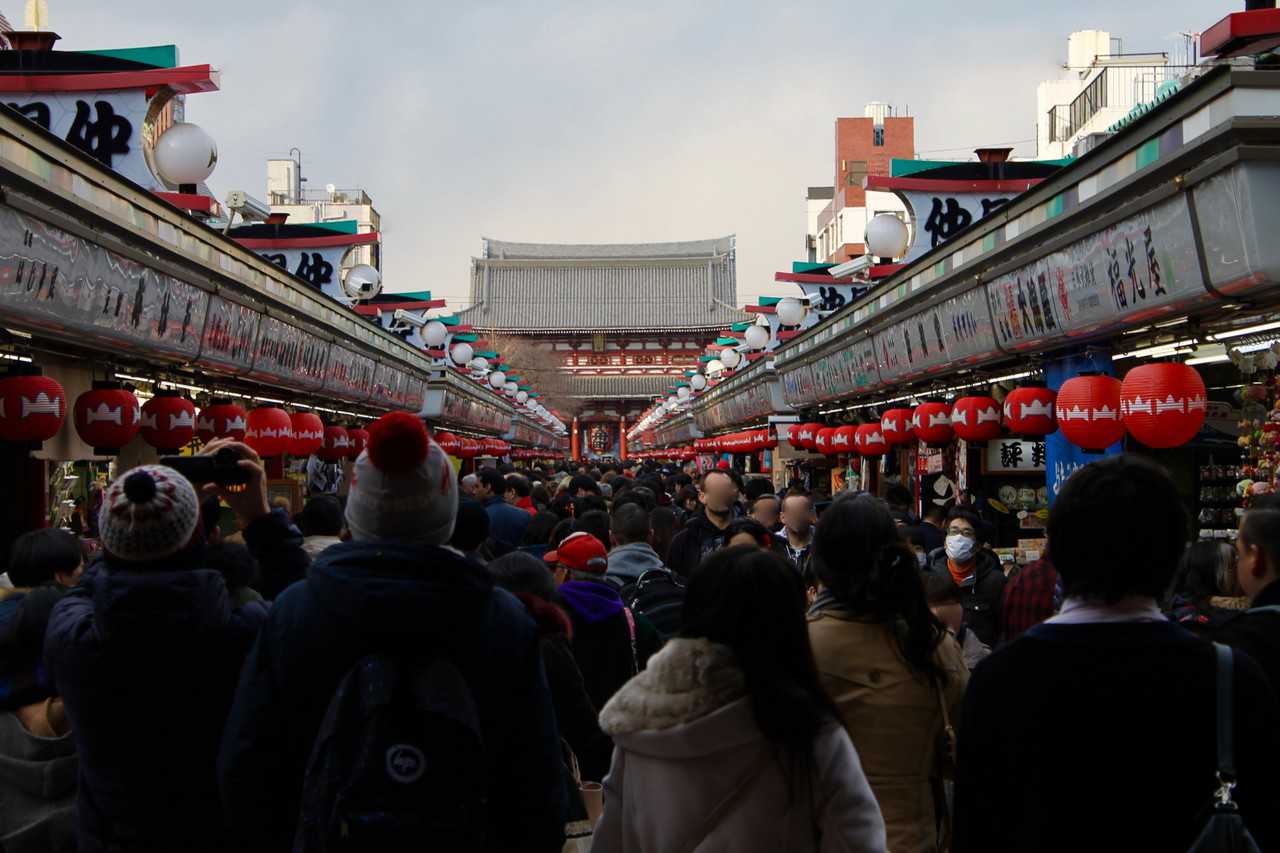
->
xmin=219 ymin=412 xmax=566 ymax=852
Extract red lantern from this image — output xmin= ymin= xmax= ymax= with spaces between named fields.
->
xmin=73 ymin=384 xmax=140 ymax=454
xmin=1120 ymin=363 xmax=1207 ymax=449
xmin=0 ymin=372 xmax=66 ymax=444
xmin=1056 ymin=374 xmax=1125 ymax=452
xmin=857 ymin=423 xmax=888 ymax=456
xmin=791 ymin=422 xmax=817 ymax=450
xmin=880 ymin=408 xmax=915 ymax=446
xmin=951 ymin=396 xmax=1003 ymax=442
xmin=815 ymin=427 xmax=835 ymax=454
xmin=288 ymin=412 xmax=325 ymax=457
xmin=434 ymin=431 xmax=462 ymax=456
xmin=245 ymin=406 xmax=293 ymax=457
xmin=1003 ymin=386 xmax=1057 ymax=437
xmin=832 ymin=425 xmax=857 ymax=454
xmin=912 ymin=401 xmax=954 ymax=446
xmin=347 ymin=427 xmax=369 ymax=459
xmin=140 ymin=391 xmax=196 ymax=451
xmin=761 ymin=430 xmax=779 ymax=451
xmin=197 ymin=399 xmax=248 ymax=443
xmin=317 ymin=426 xmax=351 ymax=462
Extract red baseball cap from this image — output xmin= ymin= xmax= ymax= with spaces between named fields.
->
xmin=544 ymin=531 xmax=608 ymax=574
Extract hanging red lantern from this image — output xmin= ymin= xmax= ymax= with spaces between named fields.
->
xmin=245 ymin=406 xmax=293 ymax=457
xmin=317 ymin=425 xmax=351 ymax=462
xmin=791 ymin=422 xmax=817 ymax=449
xmin=912 ymin=401 xmax=954 ymax=446
xmin=288 ymin=412 xmax=325 ymax=457
xmin=140 ymin=391 xmax=196 ymax=451
xmin=1056 ymin=374 xmax=1125 ymax=452
xmin=832 ymin=425 xmax=857 ymax=454
xmin=761 ymin=429 xmax=779 ymax=451
xmin=196 ymin=399 xmax=248 ymax=443
xmin=857 ymin=423 xmax=889 ymax=456
xmin=73 ymin=383 xmax=140 ymax=455
xmin=815 ymin=427 xmax=835 ymax=455
xmin=1120 ymin=363 xmax=1207 ymax=449
xmin=1003 ymin=385 xmax=1057 ymax=437
xmin=951 ymin=396 xmax=1003 ymax=442
xmin=347 ymin=427 xmax=369 ymax=459
xmin=880 ymin=408 xmax=916 ymax=446
xmin=434 ymin=431 xmax=462 ymax=456
xmin=0 ymin=372 xmax=66 ymax=444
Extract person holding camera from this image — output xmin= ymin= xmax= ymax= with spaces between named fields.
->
xmin=43 ymin=441 xmax=305 ymax=853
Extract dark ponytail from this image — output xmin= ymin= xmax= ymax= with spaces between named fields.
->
xmin=812 ymin=493 xmax=948 ymax=685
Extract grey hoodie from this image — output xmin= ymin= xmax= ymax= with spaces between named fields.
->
xmin=605 ymin=542 xmax=666 ymax=588
xmin=0 ymin=711 xmax=76 ymax=852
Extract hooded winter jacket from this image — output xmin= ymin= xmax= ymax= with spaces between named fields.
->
xmin=559 ymin=580 xmax=661 ymax=712
xmin=605 ymin=542 xmax=666 ymax=589
xmin=591 ymin=638 xmax=886 ymax=853
xmin=218 ymin=541 xmax=566 ymax=853
xmin=44 ymin=557 xmax=269 ymax=853
xmin=0 ymin=709 xmax=75 ymax=852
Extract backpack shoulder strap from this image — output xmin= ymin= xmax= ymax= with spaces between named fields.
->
xmin=623 ymin=606 xmax=638 ymax=673
xmin=1212 ymin=643 xmax=1238 ymax=805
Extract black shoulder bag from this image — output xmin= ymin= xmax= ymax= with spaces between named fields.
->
xmin=1186 ymin=644 xmax=1261 ymax=853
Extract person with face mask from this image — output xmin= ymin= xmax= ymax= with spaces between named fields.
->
xmin=923 ymin=507 xmax=1005 ymax=647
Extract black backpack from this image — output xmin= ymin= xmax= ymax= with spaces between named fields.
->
xmin=618 ymin=569 xmax=685 ymax=642
xmin=293 ymin=653 xmax=488 ymax=852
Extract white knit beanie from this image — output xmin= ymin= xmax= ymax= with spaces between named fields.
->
xmin=344 ymin=412 xmax=458 ymax=545
xmin=99 ymin=464 xmax=200 ymax=562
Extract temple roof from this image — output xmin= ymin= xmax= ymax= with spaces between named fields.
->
xmin=460 ymin=235 xmax=748 ymax=333
xmin=564 ymin=374 xmax=687 ymax=399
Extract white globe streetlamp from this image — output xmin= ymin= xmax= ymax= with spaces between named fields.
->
xmin=342 ymin=264 xmax=382 ymax=301
xmin=690 ymin=373 xmax=707 ymax=391
xmin=743 ymin=324 xmax=770 ymax=349
xmin=450 ymin=342 xmax=474 ymax=366
xmin=677 ymin=386 xmax=691 ymax=401
xmin=865 ymin=214 xmax=910 ymax=261
xmin=154 ymin=123 xmax=218 ymax=188
xmin=516 ymin=391 xmax=529 ymax=404
xmin=423 ymin=320 xmax=449 ymax=347
xmin=504 ymin=381 xmax=518 ymax=396
xmin=777 ymin=297 xmax=806 ymax=326
xmin=720 ymin=348 xmax=741 ymax=369
xmin=706 ymin=359 xmax=725 ymax=374
xmin=488 ymin=370 xmax=507 ymax=389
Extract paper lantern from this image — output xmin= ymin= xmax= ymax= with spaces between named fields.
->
xmin=791 ymin=422 xmax=818 ymax=450
xmin=951 ymin=396 xmax=1003 ymax=442
xmin=1056 ymin=374 xmax=1125 ymax=452
xmin=815 ymin=427 xmax=835 ymax=455
xmin=74 ymin=385 xmax=140 ymax=454
xmin=912 ymin=401 xmax=954 ymax=446
xmin=197 ymin=399 xmax=248 ymax=442
xmin=434 ymin=431 xmax=461 ymax=456
xmin=857 ymin=423 xmax=889 ymax=457
xmin=0 ymin=373 xmax=65 ymax=444
xmin=140 ymin=391 xmax=196 ymax=451
xmin=879 ymin=408 xmax=915 ymax=446
xmin=317 ymin=425 xmax=351 ymax=463
xmin=460 ymin=438 xmax=482 ymax=459
xmin=760 ymin=430 xmax=779 ymax=451
xmin=288 ymin=412 xmax=325 ymax=457
xmin=347 ymin=427 xmax=369 ymax=459
xmin=1003 ymin=385 xmax=1057 ymax=437
xmin=245 ymin=407 xmax=293 ymax=457
xmin=832 ymin=425 xmax=857 ymax=453
xmin=1120 ymin=363 xmax=1207 ymax=449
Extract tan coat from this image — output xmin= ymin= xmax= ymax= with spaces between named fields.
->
xmin=808 ymin=608 xmax=968 ymax=853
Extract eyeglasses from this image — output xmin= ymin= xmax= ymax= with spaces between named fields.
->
xmin=947 ymin=527 xmax=976 ymax=537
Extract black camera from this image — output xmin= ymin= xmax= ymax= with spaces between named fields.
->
xmin=160 ymin=448 xmax=252 ymax=487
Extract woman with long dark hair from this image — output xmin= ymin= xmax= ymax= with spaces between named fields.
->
xmin=809 ymin=493 xmax=968 ymax=853
xmin=591 ymin=546 xmax=885 ymax=851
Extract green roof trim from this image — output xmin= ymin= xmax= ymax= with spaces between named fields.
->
xmin=307 ymin=219 xmax=359 ymax=235
xmin=438 ymin=315 xmax=460 ymax=326
xmin=76 ymin=45 xmax=178 ymax=68
xmin=675 ymin=381 xmax=690 ymax=388
xmin=731 ymin=321 xmax=752 ymax=332
xmin=791 ymin=261 xmax=835 ymax=274
xmin=518 ymin=385 xmax=532 ymax=391
xmin=890 ymin=156 xmax=1074 ymax=177
xmin=757 ymin=296 xmax=782 ymax=306
xmin=699 ymin=355 xmax=718 ymax=363
xmin=388 ymin=289 xmax=431 ymax=301
xmin=528 ymin=393 xmax=541 ymax=398
xmin=715 ymin=337 xmax=739 ymax=346
xmin=474 ymin=350 xmax=498 ymax=358
xmin=451 ymin=333 xmax=478 ymax=342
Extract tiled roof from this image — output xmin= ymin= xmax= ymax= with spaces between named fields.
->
xmin=461 ymin=236 xmax=749 ymax=332
xmin=564 ymin=373 xmax=685 ymax=399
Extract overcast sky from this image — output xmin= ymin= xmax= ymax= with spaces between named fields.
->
xmin=53 ymin=0 xmax=1223 ymax=309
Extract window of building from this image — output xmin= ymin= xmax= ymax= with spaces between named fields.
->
xmin=873 ymin=127 xmax=885 ymax=146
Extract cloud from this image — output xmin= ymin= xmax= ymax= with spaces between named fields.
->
xmin=51 ymin=0 xmax=1217 ymax=308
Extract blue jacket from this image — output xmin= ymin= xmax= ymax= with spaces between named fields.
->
xmin=218 ymin=540 xmax=566 ymax=853
xmin=483 ymin=495 xmax=533 ymax=553
xmin=43 ymin=548 xmax=271 ymax=852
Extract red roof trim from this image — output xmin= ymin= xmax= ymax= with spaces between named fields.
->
xmin=153 ymin=191 xmax=215 ymax=213
xmin=234 ymin=231 xmax=381 ymax=250
xmin=777 ymin=330 xmax=802 ymax=341
xmin=773 ymin=271 xmax=854 ymax=284
xmin=869 ymin=263 xmax=906 ymax=279
xmin=352 ymin=299 xmax=446 ymax=315
xmin=866 ymin=175 xmax=1042 ymax=193
xmin=745 ymin=305 xmax=777 ymax=314
xmin=1201 ymin=9 xmax=1280 ymax=55
xmin=0 ymin=64 xmax=221 ymax=94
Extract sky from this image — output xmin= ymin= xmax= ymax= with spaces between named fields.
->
xmin=50 ymin=0 xmax=1224 ymax=309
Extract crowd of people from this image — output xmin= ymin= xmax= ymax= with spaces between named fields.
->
xmin=0 ymin=413 xmax=1278 ymax=851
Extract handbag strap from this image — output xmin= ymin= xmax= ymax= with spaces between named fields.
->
xmin=1212 ymin=643 xmax=1239 ymax=807
xmin=680 ymin=749 xmax=772 ymax=853
xmin=932 ymin=674 xmax=957 ymax=759
xmin=623 ymin=606 xmax=639 ymax=674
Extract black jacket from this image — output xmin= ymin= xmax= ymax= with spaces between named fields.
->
xmin=665 ymin=513 xmax=731 ymax=578
xmin=218 ymin=541 xmax=566 ymax=853
xmin=557 ymin=581 xmax=661 ymax=712
xmin=954 ymin=621 xmax=1280 ymax=852
xmin=1213 ymin=579 xmax=1280 ymax=695
xmin=924 ymin=548 xmax=1006 ymax=647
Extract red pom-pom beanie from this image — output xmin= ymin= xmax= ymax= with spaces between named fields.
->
xmin=344 ymin=413 xmax=457 ymax=544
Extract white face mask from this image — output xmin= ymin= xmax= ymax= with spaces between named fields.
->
xmin=916 ymin=552 xmax=929 ymax=568
xmin=945 ymin=534 xmax=977 ymax=563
